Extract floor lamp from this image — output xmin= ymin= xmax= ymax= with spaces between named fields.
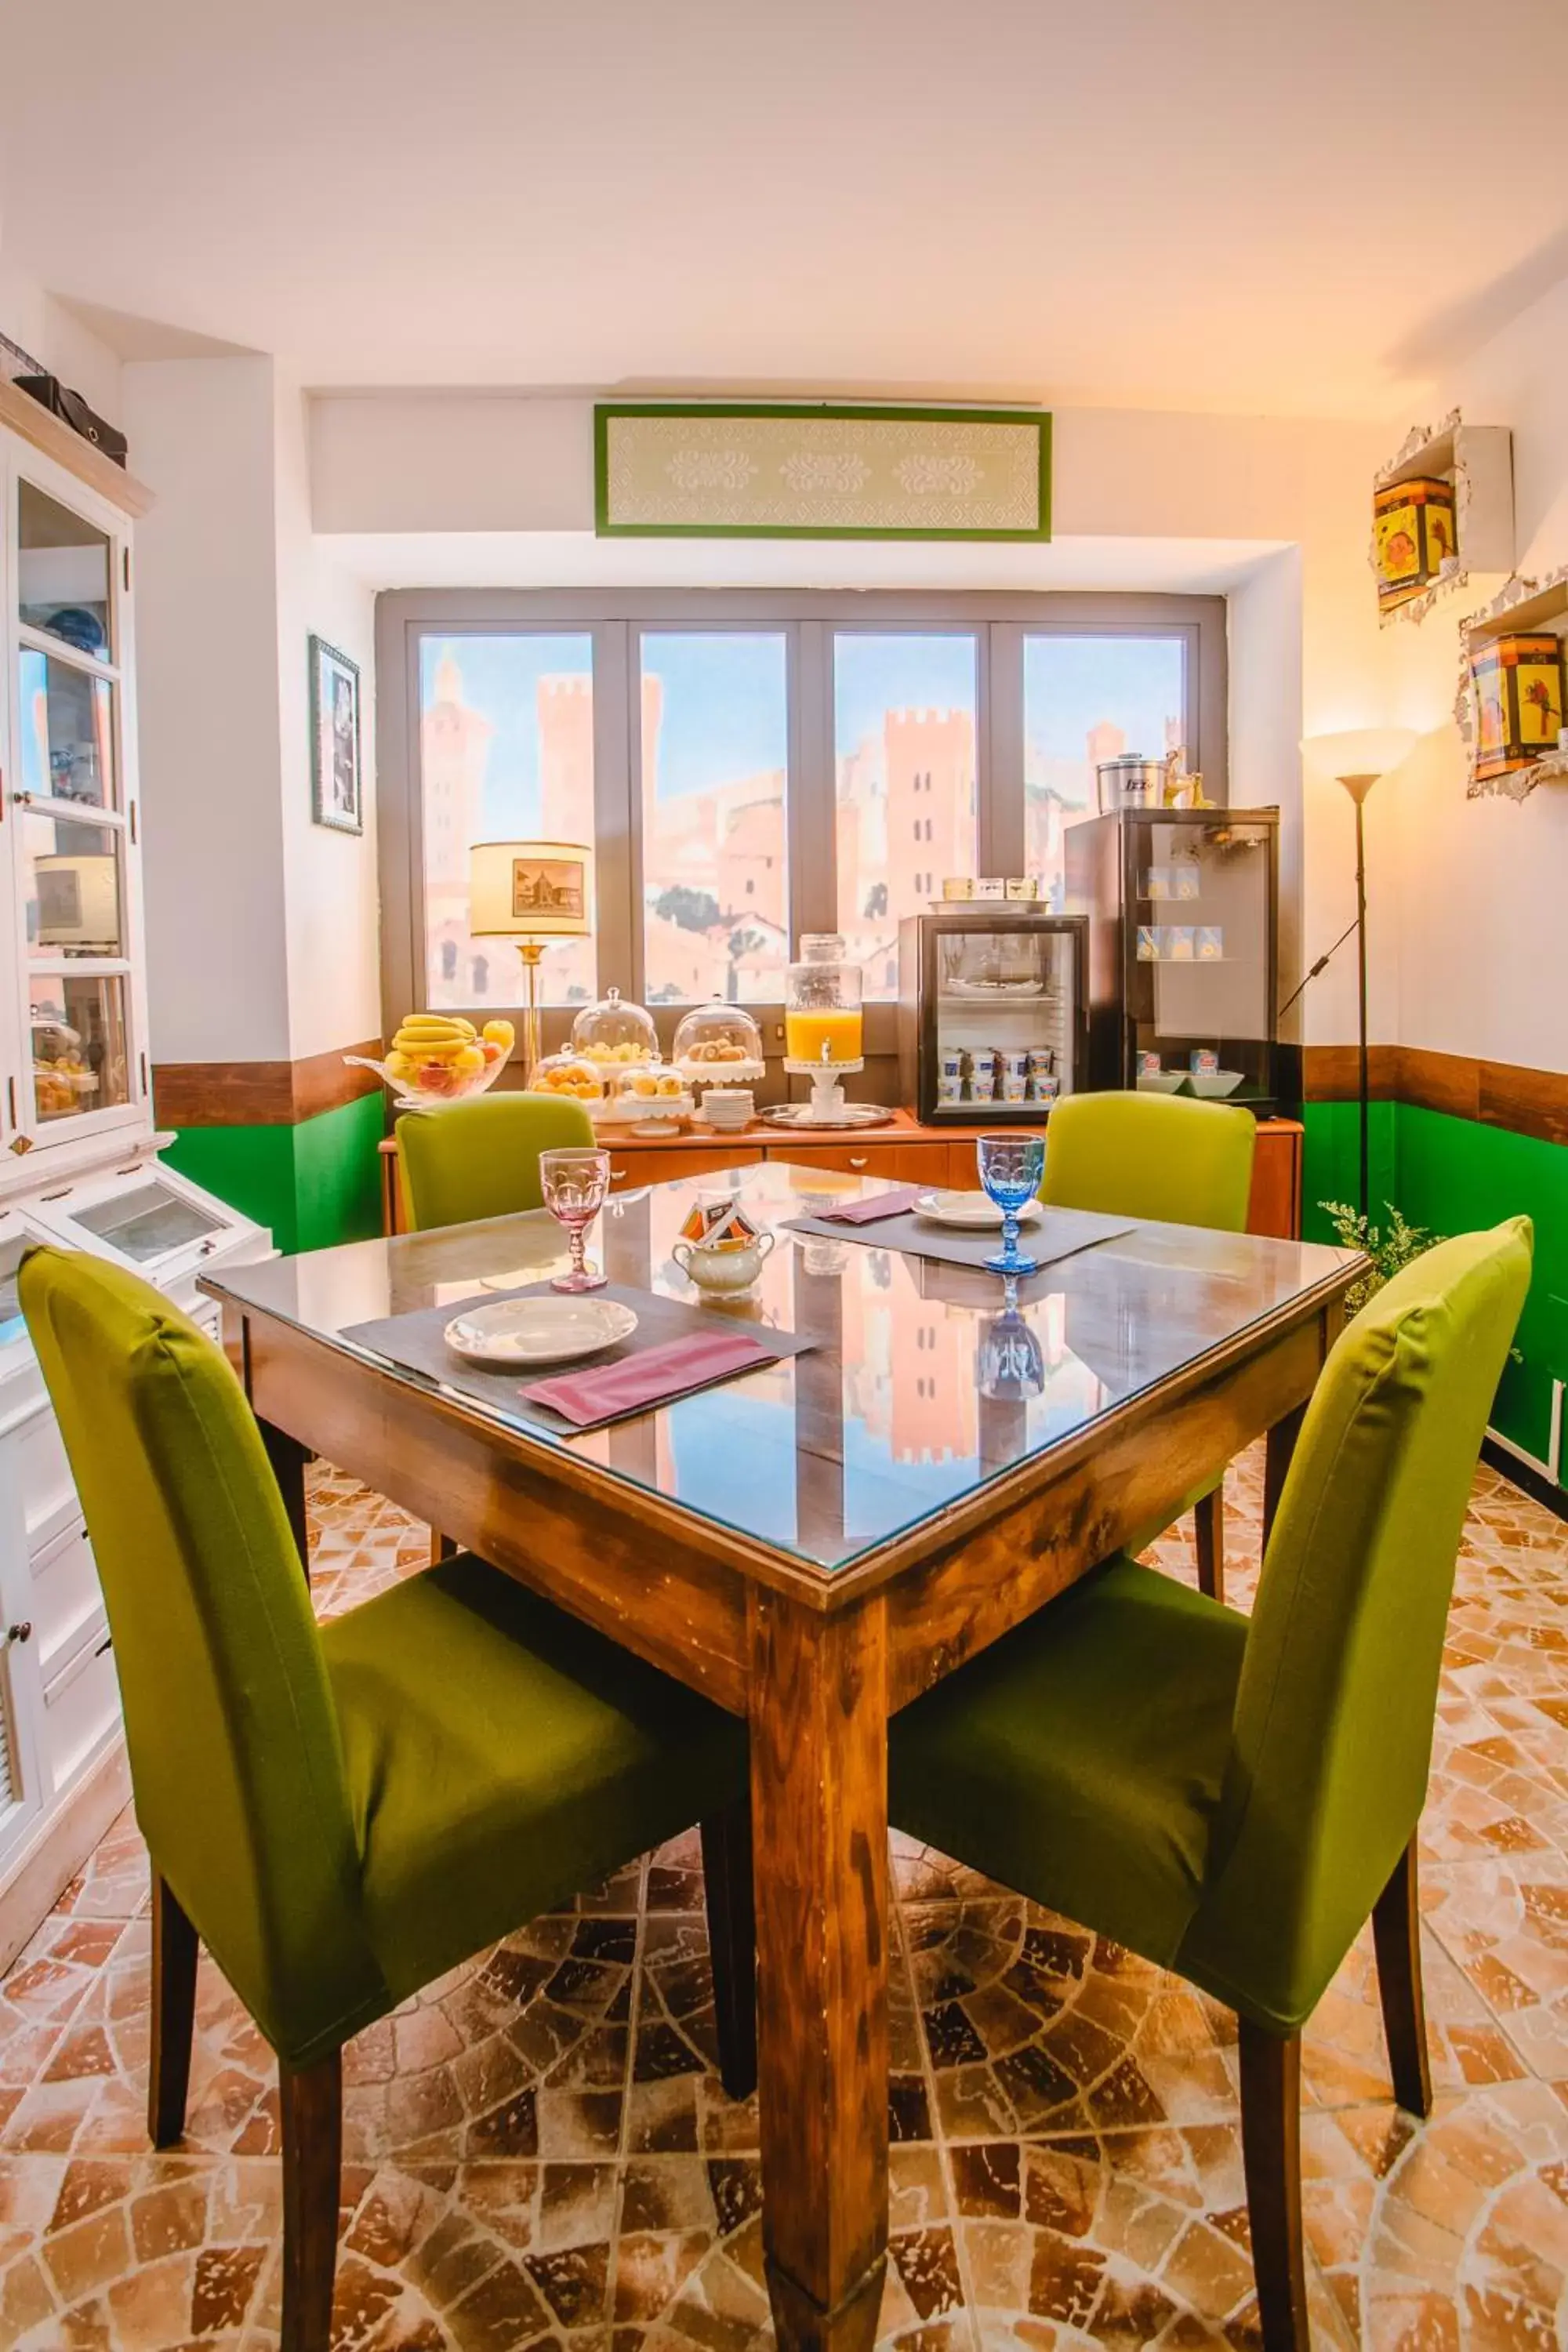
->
xmin=1296 ymin=731 xmax=1416 ymax=1219
xmin=468 ymin=839 xmax=594 ymax=1080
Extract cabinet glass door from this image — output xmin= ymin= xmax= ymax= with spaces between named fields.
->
xmin=9 ymin=464 xmax=140 ymax=1145
xmin=1127 ymin=817 xmax=1274 ymax=1099
xmin=930 ymin=922 xmax=1077 ymax=1114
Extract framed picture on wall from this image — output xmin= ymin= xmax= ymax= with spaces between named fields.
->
xmin=310 ymin=634 xmax=362 ymax=835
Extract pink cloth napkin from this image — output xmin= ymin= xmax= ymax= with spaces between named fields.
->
xmin=816 ymin=1185 xmax=924 ymax=1225
xmin=521 ymin=1328 xmax=771 ymax=1426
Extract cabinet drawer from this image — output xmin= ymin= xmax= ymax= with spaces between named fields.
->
xmin=42 ymin=1633 xmax=121 ymax=1796
xmin=605 ymin=1145 xmax=761 ymax=1192
xmin=32 ymin=1518 xmax=106 ymax=1688
xmin=17 ymin=1408 xmax=78 ymax=1556
xmin=765 ymin=1142 xmax=951 ymax=1185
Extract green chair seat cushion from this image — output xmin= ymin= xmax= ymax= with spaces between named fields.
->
xmin=889 ymin=1556 xmax=1247 ymax=1968
xmin=321 ymin=1552 xmax=747 ymax=2004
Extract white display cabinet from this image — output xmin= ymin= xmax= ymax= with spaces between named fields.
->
xmin=0 ymin=392 xmax=271 ymax=1965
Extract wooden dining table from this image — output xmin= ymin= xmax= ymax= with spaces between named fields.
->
xmin=203 ymin=1160 xmax=1356 ymax=2352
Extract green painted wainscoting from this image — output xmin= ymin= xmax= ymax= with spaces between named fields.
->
xmin=165 ymin=1092 xmax=385 ymax=1256
xmin=1305 ymin=1101 xmax=1568 ymax=1467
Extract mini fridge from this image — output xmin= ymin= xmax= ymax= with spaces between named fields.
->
xmin=897 ymin=911 xmax=1089 ymax=1124
xmin=1065 ymin=808 xmax=1279 ymax=1105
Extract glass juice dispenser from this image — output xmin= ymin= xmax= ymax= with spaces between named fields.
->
xmin=897 ymin=912 xmax=1088 ymax=1124
xmin=782 ymin=934 xmax=864 ymax=1123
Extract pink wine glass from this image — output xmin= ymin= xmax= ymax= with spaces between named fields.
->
xmin=539 ymin=1148 xmax=612 ymax=1292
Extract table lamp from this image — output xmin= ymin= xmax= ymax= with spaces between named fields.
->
xmin=468 ymin=839 xmax=594 ymax=1080
xmin=1295 ymin=731 xmax=1417 ymax=1217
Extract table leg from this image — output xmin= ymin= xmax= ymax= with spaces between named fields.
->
xmin=1262 ymin=1403 xmax=1306 ymax=1556
xmin=259 ymin=1419 xmax=310 ymax=1578
xmin=749 ymin=1590 xmax=889 ymax=2352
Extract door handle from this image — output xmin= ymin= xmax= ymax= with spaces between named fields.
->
xmin=5 ymin=1622 xmax=31 ymax=1646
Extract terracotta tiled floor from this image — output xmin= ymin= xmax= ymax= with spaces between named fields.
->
xmin=1 ymin=1450 xmax=1566 ymax=2350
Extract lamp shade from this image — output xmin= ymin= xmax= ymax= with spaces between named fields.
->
xmin=469 ymin=840 xmax=593 ymax=938
xmin=1299 ymin=728 xmax=1418 ymax=786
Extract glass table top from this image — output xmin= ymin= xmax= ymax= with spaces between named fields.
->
xmin=203 ymin=1160 xmax=1354 ymax=1575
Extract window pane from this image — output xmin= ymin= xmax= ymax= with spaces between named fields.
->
xmin=419 ymin=635 xmax=597 ymax=1007
xmin=1024 ymin=634 xmax=1185 ymax=906
xmin=24 ymin=812 xmax=123 ymax=960
xmin=834 ymin=633 xmax=978 ymax=1000
xmin=19 ymin=481 xmax=113 ymax=662
xmin=639 ymin=633 xmax=789 ymax=1004
xmin=20 ymin=648 xmax=116 ymax=808
xmin=31 ymin=974 xmax=130 ymax=1123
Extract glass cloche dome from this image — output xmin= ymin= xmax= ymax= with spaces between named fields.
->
xmin=524 ymin=1051 xmax=606 ymax=1102
xmin=671 ymin=1000 xmax=765 ymax=1083
xmin=569 ymin=986 xmax=659 ymax=1070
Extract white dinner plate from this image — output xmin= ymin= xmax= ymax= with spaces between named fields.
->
xmin=443 ymin=1296 xmax=638 ymax=1367
xmin=914 ymin=1191 xmax=1044 ymax=1230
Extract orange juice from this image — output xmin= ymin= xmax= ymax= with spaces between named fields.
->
xmin=786 ymin=1007 xmax=863 ymax=1064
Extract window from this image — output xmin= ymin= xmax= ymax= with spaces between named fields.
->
xmin=419 ymin=633 xmax=597 ymax=1007
xmin=639 ymin=632 xmax=788 ymax=1004
xmin=835 ymin=633 xmax=978 ymax=1000
xmin=384 ymin=595 xmax=1224 ymax=1036
xmin=1023 ymin=633 xmax=1188 ymax=908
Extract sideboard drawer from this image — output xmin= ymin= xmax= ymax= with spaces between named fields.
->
xmin=764 ymin=1142 xmax=952 ymax=1185
xmin=605 ymin=1145 xmax=762 ymax=1192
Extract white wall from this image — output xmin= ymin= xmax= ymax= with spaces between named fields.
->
xmin=1379 ymin=271 xmax=1568 ymax=1078
xmin=120 ymin=357 xmax=294 ymax=1064
xmin=310 ymin=392 xmax=1389 ymax=1044
xmin=0 ymin=223 xmax=122 ymax=422
xmin=122 ymin=356 xmax=379 ymax=1068
xmin=273 ymin=368 xmax=379 ymax=1062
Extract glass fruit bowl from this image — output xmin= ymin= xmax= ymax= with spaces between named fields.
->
xmin=347 ymin=1014 xmax=514 ymax=1111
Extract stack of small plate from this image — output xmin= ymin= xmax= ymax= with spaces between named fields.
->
xmin=702 ymin=1088 xmax=755 ymax=1132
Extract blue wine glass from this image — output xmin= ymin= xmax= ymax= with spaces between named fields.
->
xmin=977 ymin=1133 xmax=1045 ymax=1277
xmin=978 ymin=1294 xmax=1047 ymax=1403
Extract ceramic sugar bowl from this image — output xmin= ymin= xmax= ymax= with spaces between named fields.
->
xmin=672 ymin=1193 xmax=776 ymax=1294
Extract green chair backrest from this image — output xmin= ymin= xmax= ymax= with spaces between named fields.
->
xmin=1183 ymin=1218 xmax=1533 ymax=2029
xmin=20 ymin=1249 xmax=385 ymax=2066
xmin=396 ymin=1091 xmax=596 ymax=1231
xmin=1040 ymin=1091 xmax=1255 ymax=1231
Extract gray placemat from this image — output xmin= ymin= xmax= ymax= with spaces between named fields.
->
xmin=780 ymin=1204 xmax=1134 ymax=1275
xmin=342 ymin=1281 xmax=817 ymax=1434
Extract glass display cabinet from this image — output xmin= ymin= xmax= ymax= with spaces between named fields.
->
xmin=897 ymin=912 xmax=1088 ymax=1125
xmin=1065 ymin=808 xmax=1279 ymax=1106
xmin=0 ymin=395 xmax=273 ymax=1962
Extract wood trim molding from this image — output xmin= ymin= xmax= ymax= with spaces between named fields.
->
xmin=152 ymin=1040 xmax=383 ymax=1129
xmin=0 ymin=379 xmax=154 ymax=518
xmin=1304 ymin=1044 xmax=1568 ymax=1149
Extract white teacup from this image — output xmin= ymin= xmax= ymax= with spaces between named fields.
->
xmin=673 ymin=1230 xmax=776 ymax=1293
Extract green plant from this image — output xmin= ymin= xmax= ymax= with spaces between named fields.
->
xmin=1319 ymin=1200 xmax=1436 ymax=1316
xmin=1320 ymin=1198 xmax=1523 ymax=1359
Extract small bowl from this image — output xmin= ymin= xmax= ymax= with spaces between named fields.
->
xmin=1135 ymin=1070 xmax=1186 ymax=1094
xmin=1188 ymin=1069 xmax=1243 ymax=1099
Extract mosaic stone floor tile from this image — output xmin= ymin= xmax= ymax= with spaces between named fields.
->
xmin=0 ymin=1448 xmax=1561 ymax=2345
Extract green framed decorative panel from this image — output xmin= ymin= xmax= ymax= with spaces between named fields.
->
xmin=594 ymin=403 xmax=1051 ymax=542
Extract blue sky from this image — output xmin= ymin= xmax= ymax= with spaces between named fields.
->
xmin=423 ymin=629 xmax=1185 ymax=818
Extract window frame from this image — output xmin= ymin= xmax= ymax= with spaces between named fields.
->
xmin=376 ymin=588 xmax=1227 ymax=1059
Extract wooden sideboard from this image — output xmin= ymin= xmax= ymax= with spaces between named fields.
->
xmin=379 ymin=1112 xmax=1304 ymax=1240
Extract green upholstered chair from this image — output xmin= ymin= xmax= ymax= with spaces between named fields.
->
xmin=1040 ymin=1090 xmax=1258 ymax=1599
xmin=21 ymin=1247 xmax=754 ymax=2352
xmin=396 ymin=1090 xmax=596 ymax=1232
xmin=890 ymin=1219 xmax=1532 ymax=2351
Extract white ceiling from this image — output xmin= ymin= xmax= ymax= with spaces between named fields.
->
xmin=5 ymin=0 xmax=1567 ymax=420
